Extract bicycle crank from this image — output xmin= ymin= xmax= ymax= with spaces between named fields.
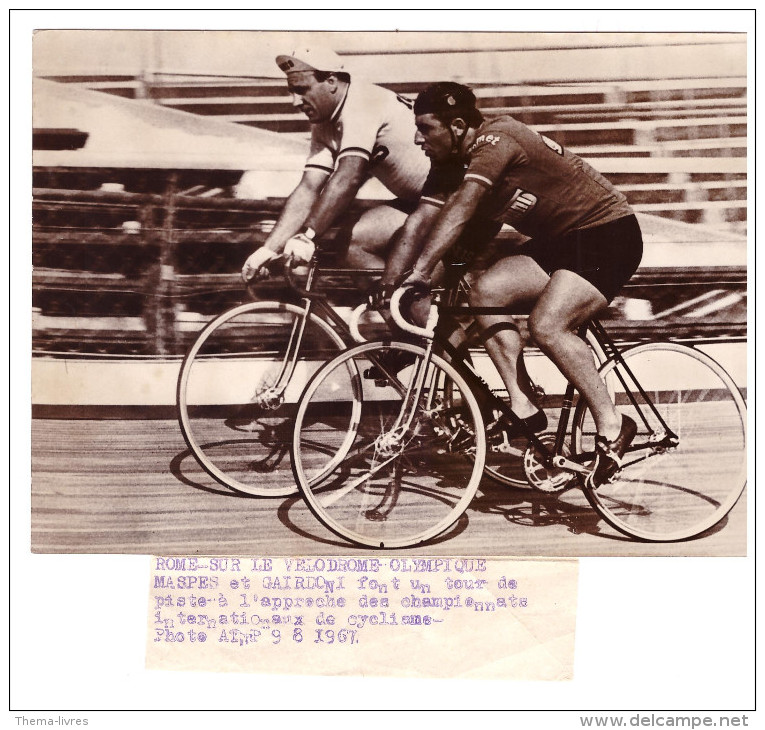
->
xmin=523 ymin=435 xmax=577 ymax=492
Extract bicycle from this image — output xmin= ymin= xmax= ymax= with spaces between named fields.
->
xmin=290 ymin=274 xmax=747 ymax=548
xmin=177 ymin=253 xmax=574 ymax=498
xmin=176 ymin=256 xmax=386 ymax=497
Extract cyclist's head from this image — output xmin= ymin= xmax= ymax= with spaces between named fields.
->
xmin=414 ymin=82 xmax=483 ymax=128
xmin=276 ymin=47 xmax=351 ymax=123
xmin=413 ymin=82 xmax=483 ymax=159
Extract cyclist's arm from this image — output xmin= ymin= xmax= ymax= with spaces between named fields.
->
xmin=381 ymin=201 xmax=441 ymax=287
xmin=301 ymin=155 xmax=369 ymax=237
xmin=259 ymin=168 xmax=328 ymax=254
xmin=413 ymin=180 xmax=488 ymax=279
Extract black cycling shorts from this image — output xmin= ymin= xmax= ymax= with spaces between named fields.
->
xmin=518 ymin=214 xmax=643 ymax=303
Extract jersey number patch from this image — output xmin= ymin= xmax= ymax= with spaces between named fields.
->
xmin=371 ymin=144 xmax=390 ymax=163
xmin=508 ymin=188 xmax=538 ymax=214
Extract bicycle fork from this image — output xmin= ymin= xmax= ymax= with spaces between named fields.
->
xmin=252 ymin=299 xmax=315 ymax=409
xmin=374 ymin=342 xmax=438 ymax=456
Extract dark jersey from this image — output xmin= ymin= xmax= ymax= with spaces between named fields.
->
xmin=420 ymin=160 xmax=467 ymax=208
xmin=422 ymin=115 xmax=633 ymax=240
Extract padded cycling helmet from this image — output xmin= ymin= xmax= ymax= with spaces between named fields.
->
xmin=413 ymin=82 xmax=482 ymax=126
xmin=414 ymin=82 xmax=483 ymax=155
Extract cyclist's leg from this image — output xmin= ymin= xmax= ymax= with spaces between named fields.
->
xmin=339 ymin=200 xmax=439 ymax=332
xmin=470 ymin=255 xmax=549 ymax=420
xmin=528 ymin=269 xmax=620 ymax=438
xmin=341 ymin=203 xmax=409 ymax=270
xmin=528 ymin=215 xmax=643 ymax=444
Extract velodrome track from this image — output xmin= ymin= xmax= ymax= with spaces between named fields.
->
xmin=31 ymin=396 xmax=747 ymax=558
xmin=30 ymin=213 xmax=748 ymax=557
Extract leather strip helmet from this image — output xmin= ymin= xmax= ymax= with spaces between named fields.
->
xmin=413 ymin=82 xmax=482 ymax=126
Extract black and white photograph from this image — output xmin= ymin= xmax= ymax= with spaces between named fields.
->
xmin=29 ymin=26 xmax=747 ymax=557
xmin=12 ymin=8 xmax=755 ymax=717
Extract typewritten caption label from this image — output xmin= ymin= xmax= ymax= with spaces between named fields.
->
xmin=146 ymin=557 xmax=578 ymax=680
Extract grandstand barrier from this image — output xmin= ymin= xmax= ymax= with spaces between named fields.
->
xmin=30 ymin=340 xmax=747 ymax=413
xmin=31 ymin=61 xmax=748 ymax=410
xmin=32 ymin=181 xmax=746 ymax=361
xmin=31 ymin=174 xmax=746 ymax=412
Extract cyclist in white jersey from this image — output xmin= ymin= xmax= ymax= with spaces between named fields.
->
xmin=242 ymin=46 xmax=429 ymax=280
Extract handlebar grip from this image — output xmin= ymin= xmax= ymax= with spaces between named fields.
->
xmin=390 ymin=286 xmax=437 ymax=339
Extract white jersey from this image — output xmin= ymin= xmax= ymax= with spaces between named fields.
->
xmin=304 ymin=80 xmax=429 ymax=202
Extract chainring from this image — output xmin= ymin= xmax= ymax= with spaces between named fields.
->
xmin=523 ymin=434 xmax=575 ymax=492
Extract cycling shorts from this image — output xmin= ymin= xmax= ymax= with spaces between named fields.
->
xmin=518 ymin=214 xmax=643 ymax=303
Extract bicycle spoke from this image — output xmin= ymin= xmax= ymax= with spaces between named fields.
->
xmin=292 ymin=342 xmax=486 ymax=548
xmin=318 ymin=452 xmax=401 ymax=508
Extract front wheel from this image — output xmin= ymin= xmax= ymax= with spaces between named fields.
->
xmin=571 ymin=342 xmax=746 ymax=541
xmin=177 ymin=300 xmax=348 ymax=496
xmin=291 ymin=341 xmax=486 ymax=548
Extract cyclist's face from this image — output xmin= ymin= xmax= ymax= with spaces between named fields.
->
xmin=415 ymin=113 xmax=453 ymax=161
xmin=287 ymin=71 xmax=338 ymax=123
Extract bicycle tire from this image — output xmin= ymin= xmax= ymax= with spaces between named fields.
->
xmin=291 ymin=341 xmax=487 ymax=548
xmin=177 ymin=300 xmax=349 ymax=497
xmin=571 ymin=342 xmax=746 ymax=541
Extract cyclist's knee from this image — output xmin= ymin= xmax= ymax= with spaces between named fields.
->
xmin=343 ymin=242 xmax=376 ymax=268
xmin=344 ymin=229 xmax=391 ymax=269
xmin=468 ymin=276 xmax=495 ymax=307
xmin=528 ymin=309 xmax=559 ymax=351
xmin=353 ymin=206 xmax=405 ymax=249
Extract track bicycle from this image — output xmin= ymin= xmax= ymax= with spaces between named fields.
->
xmin=177 ymin=254 xmax=574 ymax=498
xmin=290 ymin=278 xmax=747 ymax=548
xmin=176 ymin=256 xmax=387 ymax=496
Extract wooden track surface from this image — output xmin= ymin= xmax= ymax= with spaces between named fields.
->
xmin=31 ymin=417 xmax=747 ymax=557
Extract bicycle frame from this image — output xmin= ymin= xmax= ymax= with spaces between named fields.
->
xmin=283 ymin=259 xmax=680 ymax=478
xmin=427 ymin=267 xmax=579 ymax=467
xmin=435 ymin=312 xmax=583 ymax=467
xmin=394 ymin=275 xmax=682 ymax=480
xmin=252 ymin=258 xmax=383 ymax=403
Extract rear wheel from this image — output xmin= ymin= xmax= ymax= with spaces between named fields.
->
xmin=571 ymin=342 xmax=746 ymax=541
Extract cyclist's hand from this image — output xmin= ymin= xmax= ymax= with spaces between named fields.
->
xmin=366 ymin=281 xmax=394 ymax=311
xmin=284 ymin=233 xmax=316 ymax=264
xmin=402 ymin=268 xmax=431 ymax=294
xmin=242 ymin=247 xmax=278 ymax=282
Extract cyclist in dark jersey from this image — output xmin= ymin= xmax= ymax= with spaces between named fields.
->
xmin=398 ymin=82 xmax=643 ymax=488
